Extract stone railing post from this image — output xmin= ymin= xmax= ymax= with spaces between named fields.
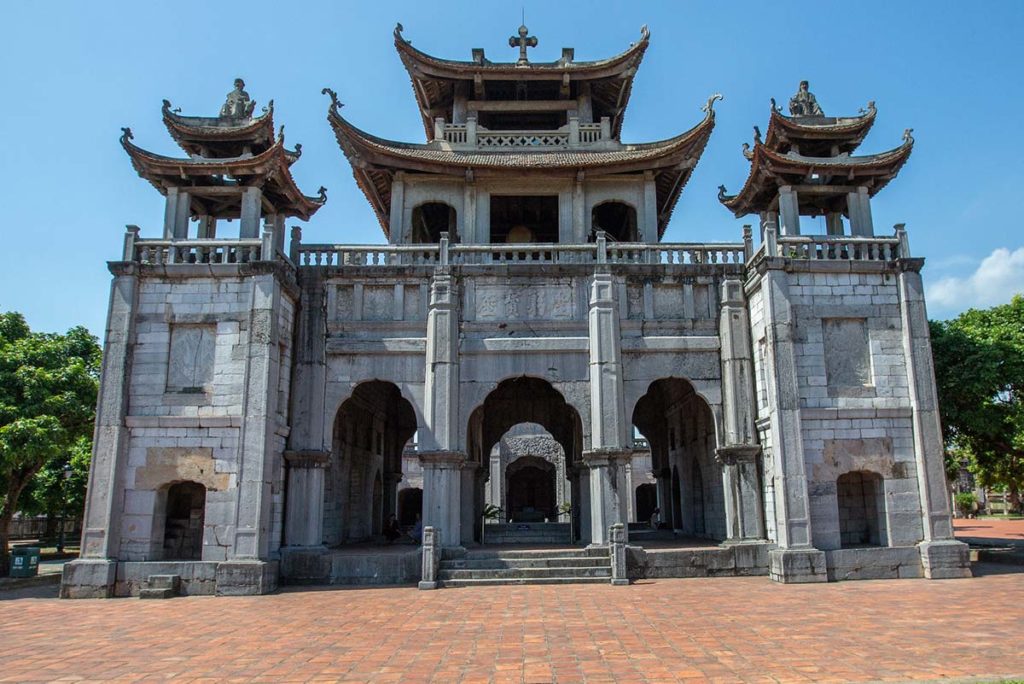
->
xmin=466 ymin=116 xmax=477 ymax=146
xmin=568 ymin=116 xmax=580 ymax=147
xmin=610 ymin=522 xmax=628 ymax=585
xmin=439 ymin=231 xmax=450 ymax=266
xmin=895 ymin=223 xmax=910 ymax=258
xmin=289 ymin=225 xmax=302 ymax=264
xmin=742 ymin=225 xmax=753 ymax=262
xmin=600 ymin=116 xmax=611 ymax=140
xmin=764 ymin=224 xmax=778 ymax=257
xmin=261 ymin=229 xmax=274 ymax=262
xmin=433 ymin=117 xmax=445 ymax=142
xmin=418 ymin=526 xmax=440 ymax=590
xmin=595 ymin=230 xmax=608 ymax=264
xmin=123 ymin=225 xmax=140 ymax=262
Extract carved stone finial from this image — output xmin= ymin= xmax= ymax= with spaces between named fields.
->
xmin=903 ymin=128 xmax=914 ymax=144
xmin=788 ymin=80 xmax=824 ymax=117
xmin=753 ymin=126 xmax=762 ymax=144
xmin=639 ymin=24 xmax=650 ymax=41
xmin=770 ymin=97 xmax=780 ymax=113
xmin=860 ymin=100 xmax=876 ymax=115
xmin=262 ymin=99 xmax=274 ymax=116
xmin=718 ymin=184 xmax=728 ymax=200
xmin=322 ymin=87 xmax=343 ymax=113
xmin=509 ymin=24 xmax=538 ymax=66
xmin=316 ymin=186 xmax=328 ymax=203
xmin=394 ymin=22 xmax=405 ymax=40
xmin=277 ymin=124 xmax=285 ymax=143
xmin=293 ymin=142 xmax=303 ymax=158
xmin=220 ymin=78 xmax=256 ymax=119
xmin=742 ymin=142 xmax=752 ymax=159
xmin=701 ymin=93 xmax=723 ymax=115
xmin=120 ymin=127 xmax=133 ymax=143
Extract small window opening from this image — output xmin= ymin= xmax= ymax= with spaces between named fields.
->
xmin=490 ymin=196 xmax=559 ymax=243
xmin=592 ymin=202 xmax=638 ymax=242
xmin=411 ymin=202 xmax=457 ymax=243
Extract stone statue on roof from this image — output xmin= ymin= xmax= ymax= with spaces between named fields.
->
xmin=789 ymin=80 xmax=824 ymax=117
xmin=220 ymin=78 xmax=256 ymax=119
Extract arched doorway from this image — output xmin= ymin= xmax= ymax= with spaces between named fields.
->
xmin=397 ymin=487 xmax=422 ymax=526
xmin=837 ymin=470 xmax=887 ymax=547
xmin=411 ymin=202 xmax=458 ymax=243
xmin=592 ymin=201 xmax=638 ymax=242
xmin=162 ymin=481 xmax=205 ymax=560
xmin=326 ymin=381 xmax=417 ymax=544
xmin=506 ymin=455 xmax=556 ymax=522
xmin=467 ymin=377 xmax=583 ymax=542
xmin=633 ymin=378 xmax=725 ymax=541
xmin=635 ymin=483 xmax=657 ymax=524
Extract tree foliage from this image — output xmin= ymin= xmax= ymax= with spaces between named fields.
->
xmin=0 ymin=313 xmax=100 ymax=574
xmin=931 ymin=295 xmax=1024 ymax=513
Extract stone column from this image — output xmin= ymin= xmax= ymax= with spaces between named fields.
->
xmin=572 ymin=171 xmax=587 ymax=243
xmin=220 ymin=273 xmax=284 ymax=595
xmin=421 ymin=266 xmax=464 ymax=546
xmin=717 ymin=278 xmax=765 ymax=541
xmin=240 ymin=187 xmax=263 ymax=238
xmin=642 ymin=172 xmax=658 ymax=243
xmin=163 ymin=187 xmax=191 ymax=239
xmin=61 ymin=270 xmax=138 ymax=598
xmin=419 ymin=451 xmax=463 ymax=548
xmin=283 ymin=451 xmax=329 ymax=546
xmin=895 ymin=248 xmax=970 ymax=578
xmin=778 ymin=186 xmax=800 ymax=236
xmin=760 ymin=268 xmax=826 ymax=582
xmin=463 ymin=173 xmax=477 ymax=244
xmin=459 ymin=463 xmax=483 ymax=545
xmin=847 ymin=187 xmax=875 ymax=237
xmin=586 ymin=269 xmax=630 ymax=544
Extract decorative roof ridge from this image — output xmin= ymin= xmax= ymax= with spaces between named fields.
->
xmin=121 ymin=125 xmax=302 ymax=166
xmin=763 ymin=100 xmax=877 ymax=155
xmin=393 ymin=22 xmax=650 ymax=72
xmin=756 ymin=128 xmax=913 ymax=166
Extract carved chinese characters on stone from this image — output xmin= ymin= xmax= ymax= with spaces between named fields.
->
xmin=474 ymin=283 xmax=575 ymax=320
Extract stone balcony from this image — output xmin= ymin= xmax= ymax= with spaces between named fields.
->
xmin=434 ymin=116 xmax=615 ymax=151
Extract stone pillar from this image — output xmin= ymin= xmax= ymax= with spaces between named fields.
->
xmin=574 ymin=467 xmax=591 ymax=543
xmin=760 ymin=268 xmax=826 ymax=582
xmin=383 ymin=470 xmax=402 ymax=520
xmin=463 ymin=173 xmax=476 ymax=244
xmin=240 ymin=187 xmax=263 ymax=238
xmin=572 ymin=171 xmax=587 ymax=243
xmin=163 ymin=187 xmax=191 ymax=239
xmin=459 ymin=463 xmax=482 ymax=545
xmin=284 ymin=270 xmax=328 ymax=547
xmin=283 ymin=451 xmax=329 ymax=546
xmin=642 ymin=172 xmax=658 ymax=243
xmin=778 ymin=186 xmax=800 ymax=236
xmin=609 ymin=523 xmax=629 ymax=585
xmin=419 ymin=451 xmax=463 ymax=548
xmin=389 ymin=172 xmax=406 ymax=244
xmin=896 ymin=254 xmax=970 ymax=578
xmin=825 ymin=212 xmax=844 ymax=236
xmin=655 ymin=468 xmax=672 ymax=521
xmin=847 ymin=187 xmax=875 ymax=237
xmin=716 ymin=447 xmax=765 ymax=542
xmin=423 ymin=270 xmax=459 ymax=452
xmin=584 ymin=450 xmax=630 ymax=545
xmin=61 ymin=271 xmax=138 ymax=598
xmin=418 ymin=526 xmax=440 ymax=590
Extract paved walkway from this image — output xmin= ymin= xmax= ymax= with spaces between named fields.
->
xmin=954 ymin=517 xmax=1024 ymax=544
xmin=1 ymin=566 xmax=1023 ymax=682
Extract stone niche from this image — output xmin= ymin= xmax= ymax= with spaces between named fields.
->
xmin=166 ymin=325 xmax=216 ymax=392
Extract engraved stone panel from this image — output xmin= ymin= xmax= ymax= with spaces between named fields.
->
xmin=693 ymin=285 xmax=710 ymax=319
xmin=166 ymin=325 xmax=215 ymax=392
xmin=823 ymin=318 xmax=872 ymax=394
xmin=363 ymin=286 xmax=395 ymax=321
xmin=475 ymin=283 xmax=575 ymax=321
xmin=336 ymin=286 xmax=354 ymax=321
xmin=403 ymin=285 xmax=423 ymax=320
xmin=626 ymin=284 xmax=644 ymax=320
xmin=653 ymin=284 xmax=684 ymax=319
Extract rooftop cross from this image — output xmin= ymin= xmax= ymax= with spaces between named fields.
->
xmin=509 ymin=24 xmax=538 ymax=66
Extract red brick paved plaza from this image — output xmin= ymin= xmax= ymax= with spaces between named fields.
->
xmin=2 ymin=565 xmax=1023 ymax=683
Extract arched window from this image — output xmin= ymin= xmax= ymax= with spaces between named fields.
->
xmin=837 ymin=471 xmax=887 ymax=547
xmin=411 ymin=202 xmax=458 ymax=243
xmin=592 ymin=201 xmax=638 ymax=242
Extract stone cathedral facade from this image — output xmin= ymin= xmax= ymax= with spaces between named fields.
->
xmin=62 ymin=25 xmax=970 ymax=597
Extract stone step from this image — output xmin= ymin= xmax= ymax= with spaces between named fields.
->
xmin=440 ymin=566 xmax=611 ymax=581
xmin=139 ymin=588 xmax=176 ymax=599
xmin=464 ymin=548 xmax=607 ymax=560
xmin=441 ymin=576 xmax=610 ymax=587
xmin=146 ymin=574 xmax=181 ymax=591
xmin=442 ymin=557 xmax=608 ymax=570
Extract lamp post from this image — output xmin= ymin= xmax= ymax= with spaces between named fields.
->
xmin=57 ymin=462 xmax=72 ymax=554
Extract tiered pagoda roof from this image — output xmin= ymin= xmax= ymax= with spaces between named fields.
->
xmin=394 ymin=24 xmax=650 ymax=139
xmin=720 ymin=84 xmax=913 ymax=218
xmin=327 ymin=91 xmax=717 ymax=239
xmin=122 ymin=81 xmax=326 ymax=221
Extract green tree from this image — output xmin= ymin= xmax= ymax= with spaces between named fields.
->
xmin=931 ymin=295 xmax=1024 ymax=513
xmin=0 ymin=313 xmax=100 ymax=574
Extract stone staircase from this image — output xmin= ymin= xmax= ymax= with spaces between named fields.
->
xmin=438 ymin=547 xmax=611 ymax=587
xmin=139 ymin=574 xmax=180 ymax=599
xmin=480 ymin=522 xmax=572 ymax=545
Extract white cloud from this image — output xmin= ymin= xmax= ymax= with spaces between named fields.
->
xmin=928 ymin=247 xmax=1024 ymax=313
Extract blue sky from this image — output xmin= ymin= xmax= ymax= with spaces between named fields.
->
xmin=2 ymin=1 xmax=1022 ymax=336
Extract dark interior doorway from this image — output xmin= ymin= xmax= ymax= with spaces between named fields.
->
xmin=490 ymin=196 xmax=559 ymax=243
xmin=163 ymin=481 xmax=205 ymax=560
xmin=506 ymin=455 xmax=556 ymax=522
